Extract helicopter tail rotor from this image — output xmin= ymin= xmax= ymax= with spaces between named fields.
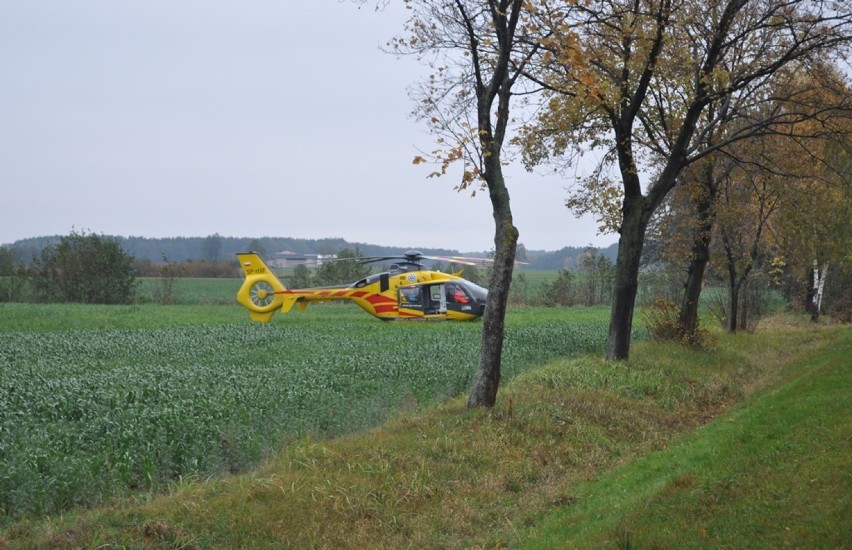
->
xmin=236 ymin=252 xmax=297 ymax=322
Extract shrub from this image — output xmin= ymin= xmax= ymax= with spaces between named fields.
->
xmin=152 ymin=256 xmax=185 ymax=305
xmin=546 ymin=268 xmax=576 ymax=306
xmin=642 ymin=297 xmax=715 ymax=350
xmin=31 ymin=230 xmax=138 ymax=304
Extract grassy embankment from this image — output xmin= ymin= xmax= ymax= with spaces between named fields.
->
xmin=525 ymin=317 xmax=851 ymax=548
xmin=1 ymin=304 xmax=847 ymax=548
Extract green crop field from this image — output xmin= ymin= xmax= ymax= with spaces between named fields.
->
xmin=0 ymin=302 xmax=631 ymax=524
xmin=136 ymin=277 xmax=240 ymax=305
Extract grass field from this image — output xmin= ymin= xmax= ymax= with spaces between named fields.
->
xmin=135 ymin=277 xmax=239 ymax=305
xmin=2 ymin=285 xmax=847 ymax=548
xmin=0 ymin=302 xmax=625 ymax=525
xmin=1 ymin=312 xmax=846 ymax=548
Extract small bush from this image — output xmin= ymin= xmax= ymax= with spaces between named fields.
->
xmin=642 ymin=298 xmax=715 ymax=350
xmin=152 ymin=256 xmax=185 ymax=305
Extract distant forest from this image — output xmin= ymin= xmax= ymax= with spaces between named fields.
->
xmin=4 ymin=235 xmax=618 ymax=271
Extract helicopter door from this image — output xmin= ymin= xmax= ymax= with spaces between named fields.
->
xmin=426 ymin=284 xmax=447 ymax=315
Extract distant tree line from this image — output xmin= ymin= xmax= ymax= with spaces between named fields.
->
xmin=3 ymin=229 xmax=848 ymax=327
xmin=3 ymin=232 xmax=846 ymax=326
xmin=0 ymin=233 xmax=623 ymax=307
xmin=4 ymin=235 xmax=460 ymax=265
xmin=4 ymin=234 xmax=617 ymax=271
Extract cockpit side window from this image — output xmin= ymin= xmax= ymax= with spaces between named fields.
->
xmin=446 ymin=283 xmax=471 ymax=304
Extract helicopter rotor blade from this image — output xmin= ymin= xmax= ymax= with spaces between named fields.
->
xmin=354 ymin=250 xmax=428 ymax=265
xmin=420 ymin=255 xmax=478 ymax=266
xmin=359 ymin=256 xmax=411 ymax=265
xmin=279 ymin=251 xmax=527 ymax=268
xmin=423 ymin=254 xmax=529 ymax=267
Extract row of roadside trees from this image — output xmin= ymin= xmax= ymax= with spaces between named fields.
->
xmin=384 ymin=0 xmax=851 ymax=406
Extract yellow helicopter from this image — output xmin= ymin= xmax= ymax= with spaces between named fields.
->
xmin=236 ymin=250 xmax=489 ymax=322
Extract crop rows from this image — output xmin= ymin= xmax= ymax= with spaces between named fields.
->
xmin=0 ymin=310 xmax=628 ymax=522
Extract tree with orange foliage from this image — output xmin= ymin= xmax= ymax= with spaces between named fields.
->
xmin=518 ymin=0 xmax=852 ymax=357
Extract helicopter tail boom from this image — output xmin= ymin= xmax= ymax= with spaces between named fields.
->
xmin=235 ymin=252 xmax=297 ymax=322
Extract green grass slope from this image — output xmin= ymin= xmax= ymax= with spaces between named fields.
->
xmin=524 ymin=322 xmax=851 ymax=549
xmin=1 ymin=317 xmax=847 ymax=548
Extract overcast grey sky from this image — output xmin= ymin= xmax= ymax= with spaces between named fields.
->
xmin=0 ymin=1 xmax=617 ymax=252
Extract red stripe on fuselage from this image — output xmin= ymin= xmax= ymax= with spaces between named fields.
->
xmin=366 ymin=294 xmax=395 ymax=305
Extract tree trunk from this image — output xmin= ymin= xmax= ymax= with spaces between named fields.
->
xmin=804 ymin=264 xmax=816 ymax=315
xmin=811 ymin=259 xmax=829 ymax=322
xmin=738 ymin=279 xmax=749 ymax=331
xmin=678 ymin=166 xmax=719 ymax=337
xmin=721 ymin=227 xmax=742 ymax=334
xmin=606 ymin=195 xmax=651 ymax=360
xmin=468 ymin=166 xmax=518 ymax=408
xmin=728 ymin=278 xmax=740 ymax=333
xmin=679 ymin=250 xmax=709 ymax=336
xmin=468 ymin=221 xmax=517 ymax=407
